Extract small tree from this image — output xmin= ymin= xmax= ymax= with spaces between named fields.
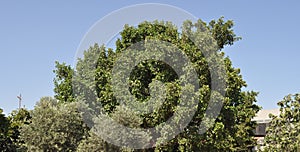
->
xmin=20 ymin=97 xmax=87 ymax=151
xmin=8 ymin=108 xmax=31 ymax=151
xmin=263 ymin=94 xmax=300 ymax=151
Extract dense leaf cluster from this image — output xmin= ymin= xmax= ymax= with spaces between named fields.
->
xmin=0 ymin=108 xmax=31 ymax=152
xmin=263 ymin=94 xmax=300 ymax=151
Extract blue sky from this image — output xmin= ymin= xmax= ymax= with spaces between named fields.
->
xmin=1 ymin=0 xmax=300 ymax=115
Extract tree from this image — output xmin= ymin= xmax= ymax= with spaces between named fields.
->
xmin=7 ymin=108 xmax=31 ymax=151
xmin=0 ymin=108 xmax=15 ymax=151
xmin=20 ymin=97 xmax=87 ymax=151
xmin=0 ymin=108 xmax=31 ymax=152
xmin=263 ymin=94 xmax=300 ymax=151
xmin=55 ymin=18 xmax=260 ymax=151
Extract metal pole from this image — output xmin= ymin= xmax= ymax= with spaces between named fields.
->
xmin=17 ymin=94 xmax=22 ymax=109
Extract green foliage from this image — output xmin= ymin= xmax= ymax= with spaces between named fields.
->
xmin=20 ymin=97 xmax=87 ymax=151
xmin=208 ymin=16 xmax=242 ymax=49
xmin=7 ymin=108 xmax=31 ymax=151
xmin=77 ymin=132 xmax=116 ymax=152
xmin=53 ymin=17 xmax=260 ymax=151
xmin=77 ymin=106 xmax=150 ymax=152
xmin=0 ymin=108 xmax=31 ymax=152
xmin=263 ymin=94 xmax=300 ymax=151
xmin=0 ymin=109 xmax=9 ymax=137
xmin=0 ymin=108 xmax=15 ymax=151
xmin=53 ymin=61 xmax=75 ymax=103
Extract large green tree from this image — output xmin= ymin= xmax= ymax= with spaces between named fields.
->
xmin=263 ymin=94 xmax=300 ymax=151
xmin=54 ymin=17 xmax=260 ymax=151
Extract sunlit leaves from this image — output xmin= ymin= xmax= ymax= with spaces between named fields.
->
xmin=263 ymin=94 xmax=300 ymax=151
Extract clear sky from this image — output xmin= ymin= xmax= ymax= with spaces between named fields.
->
xmin=1 ymin=0 xmax=300 ymax=115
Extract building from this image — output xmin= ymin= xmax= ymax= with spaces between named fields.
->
xmin=252 ymin=109 xmax=280 ymax=151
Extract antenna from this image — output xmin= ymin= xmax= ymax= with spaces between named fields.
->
xmin=17 ymin=94 xmax=22 ymax=109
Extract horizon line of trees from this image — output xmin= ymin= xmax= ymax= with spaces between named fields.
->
xmin=0 ymin=17 xmax=299 ymax=152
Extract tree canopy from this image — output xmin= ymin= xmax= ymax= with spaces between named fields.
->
xmin=52 ymin=18 xmax=260 ymax=151
xmin=0 ymin=108 xmax=31 ymax=152
xmin=263 ymin=93 xmax=300 ymax=151
xmin=20 ymin=97 xmax=87 ymax=151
